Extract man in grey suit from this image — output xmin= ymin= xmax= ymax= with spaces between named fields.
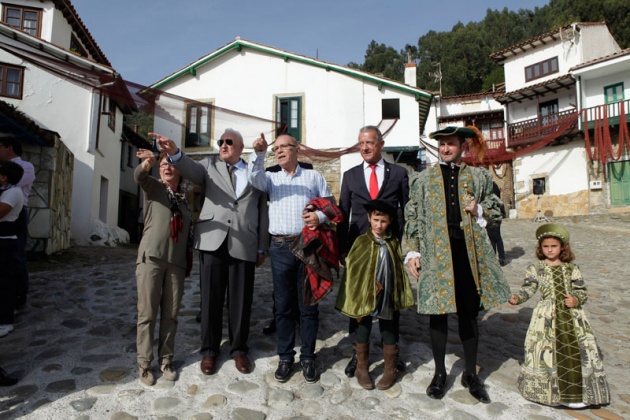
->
xmin=154 ymin=129 xmax=269 ymax=375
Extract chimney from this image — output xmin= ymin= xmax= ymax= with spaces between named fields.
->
xmin=405 ymin=62 xmax=417 ymax=87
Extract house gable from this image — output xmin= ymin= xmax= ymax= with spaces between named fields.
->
xmin=151 ymin=38 xmax=434 ymax=134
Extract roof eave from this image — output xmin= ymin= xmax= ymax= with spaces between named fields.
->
xmin=150 ymin=40 xmax=432 ymax=100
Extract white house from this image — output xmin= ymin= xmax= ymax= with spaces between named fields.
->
xmin=423 ymin=86 xmax=514 ymax=208
xmin=0 ymin=0 xmax=132 ymax=245
xmin=149 ymin=38 xmax=433 ymax=194
xmin=571 ymin=48 xmax=630 ymax=209
xmin=490 ymin=22 xmax=624 ymax=218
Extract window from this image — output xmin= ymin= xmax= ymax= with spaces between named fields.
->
xmin=2 ymin=4 xmax=42 ymax=37
xmin=533 ymin=177 xmax=546 ymax=195
xmin=0 ymin=64 xmax=24 ymax=98
xmin=604 ymin=82 xmax=624 ymax=104
xmin=276 ymin=96 xmax=302 ymax=141
xmin=184 ymin=102 xmax=212 ymax=149
xmin=489 ymin=120 xmax=504 ymax=140
xmin=103 ymin=97 xmax=116 ymax=131
xmin=99 ymin=176 xmax=109 ymax=223
xmin=525 ymin=57 xmax=559 ymax=82
xmin=382 ymin=99 xmax=400 ymax=119
xmin=539 ymin=99 xmax=558 ymax=125
xmin=70 ymin=35 xmax=88 ymax=57
xmin=127 ymin=145 xmax=133 ymax=168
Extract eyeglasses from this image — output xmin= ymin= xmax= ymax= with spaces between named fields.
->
xmin=159 ymin=162 xmax=173 ymax=168
xmin=271 ymin=143 xmax=296 ymax=153
xmin=217 ymin=139 xmax=233 ymax=147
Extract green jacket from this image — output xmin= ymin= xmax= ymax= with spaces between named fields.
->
xmin=402 ymin=163 xmax=510 ymax=314
xmin=336 ymin=230 xmax=415 ymax=318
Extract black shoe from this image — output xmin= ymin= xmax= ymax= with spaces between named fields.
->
xmin=0 ymin=367 xmax=18 ymax=387
xmin=301 ymin=360 xmax=318 ymax=383
xmin=262 ymin=319 xmax=276 ymax=335
xmin=344 ymin=353 xmax=357 ymax=378
xmin=426 ymin=373 xmax=447 ymax=399
xmin=195 ymin=311 xmax=201 ymax=323
xmin=461 ymin=372 xmax=490 ymax=403
xmin=274 ymin=360 xmax=294 ymax=382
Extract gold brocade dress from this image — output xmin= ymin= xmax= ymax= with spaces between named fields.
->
xmin=513 ymin=262 xmax=609 ymax=406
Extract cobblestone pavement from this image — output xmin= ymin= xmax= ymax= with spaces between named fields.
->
xmin=1 ymin=214 xmax=630 ymax=420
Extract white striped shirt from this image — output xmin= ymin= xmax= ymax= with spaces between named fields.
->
xmin=248 ymin=152 xmax=331 ymax=235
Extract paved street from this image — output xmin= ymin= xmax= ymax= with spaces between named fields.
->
xmin=1 ymin=215 xmax=629 ymax=420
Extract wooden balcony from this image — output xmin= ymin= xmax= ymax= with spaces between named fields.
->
xmin=581 ymin=99 xmax=630 ymax=130
xmin=507 ymin=109 xmax=578 ymax=147
xmin=484 ymin=137 xmax=506 ymax=157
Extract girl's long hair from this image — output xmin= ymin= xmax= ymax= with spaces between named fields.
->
xmin=535 ymin=236 xmax=575 ymax=262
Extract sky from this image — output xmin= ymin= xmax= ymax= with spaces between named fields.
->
xmin=72 ymin=0 xmax=550 ymax=87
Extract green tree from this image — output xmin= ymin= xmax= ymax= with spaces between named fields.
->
xmin=351 ymin=0 xmax=630 ymax=96
xmin=124 ymin=110 xmax=154 ymax=141
xmin=349 ymin=40 xmax=406 ymax=81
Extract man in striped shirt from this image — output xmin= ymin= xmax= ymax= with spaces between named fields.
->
xmin=249 ymin=133 xmax=333 ymax=384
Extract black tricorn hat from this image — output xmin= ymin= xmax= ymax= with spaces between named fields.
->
xmin=429 ymin=126 xmax=478 ymax=139
xmin=363 ymin=199 xmax=397 ymax=219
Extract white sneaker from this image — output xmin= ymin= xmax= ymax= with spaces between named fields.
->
xmin=0 ymin=325 xmax=14 ymax=338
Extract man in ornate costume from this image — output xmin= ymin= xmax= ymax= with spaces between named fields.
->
xmin=404 ymin=126 xmax=510 ymax=403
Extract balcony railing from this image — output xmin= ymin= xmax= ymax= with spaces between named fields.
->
xmin=581 ymin=99 xmax=630 ymax=130
xmin=507 ymin=109 xmax=578 ymax=147
xmin=484 ymin=138 xmax=506 ymax=157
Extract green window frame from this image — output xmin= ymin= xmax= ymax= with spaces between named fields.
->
xmin=604 ymin=82 xmax=624 ymax=104
xmin=184 ymin=101 xmax=212 ymax=150
xmin=276 ymin=96 xmax=302 ymax=142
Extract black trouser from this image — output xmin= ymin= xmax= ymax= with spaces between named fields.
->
xmin=355 ymin=315 xmax=397 ymax=345
xmin=0 ymin=238 xmax=18 ymax=324
xmin=430 ymin=235 xmax=481 ymax=376
xmin=349 ymin=310 xmax=400 ymax=343
xmin=15 ymin=208 xmax=29 ymax=304
xmin=487 ymin=224 xmax=505 ymax=262
xmin=199 ymin=240 xmax=255 ymax=357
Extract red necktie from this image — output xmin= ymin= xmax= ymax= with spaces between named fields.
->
xmin=369 ymin=164 xmax=379 ymax=199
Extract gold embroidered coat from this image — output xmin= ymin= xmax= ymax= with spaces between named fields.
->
xmin=403 ymin=163 xmax=510 ymax=314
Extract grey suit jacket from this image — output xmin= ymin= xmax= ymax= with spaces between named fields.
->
xmin=174 ymin=154 xmax=269 ymax=262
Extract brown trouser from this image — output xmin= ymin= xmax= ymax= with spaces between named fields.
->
xmin=136 ymin=256 xmax=185 ymax=367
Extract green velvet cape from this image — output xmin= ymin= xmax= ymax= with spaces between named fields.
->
xmin=335 ymin=230 xmax=415 ymax=318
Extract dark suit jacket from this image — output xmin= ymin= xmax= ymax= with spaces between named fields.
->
xmin=338 ymin=161 xmax=409 ymax=254
xmin=174 ymin=154 xmax=269 ymax=262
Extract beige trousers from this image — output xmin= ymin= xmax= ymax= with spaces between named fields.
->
xmin=136 ymin=256 xmax=185 ymax=367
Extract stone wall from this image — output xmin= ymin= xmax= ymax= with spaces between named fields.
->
xmin=22 ymin=138 xmax=74 ymax=254
xmin=262 ymin=153 xmax=341 ymax=199
xmin=517 ymin=190 xmax=590 ymax=219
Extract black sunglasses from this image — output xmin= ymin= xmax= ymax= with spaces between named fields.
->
xmin=217 ymin=139 xmax=233 ymax=147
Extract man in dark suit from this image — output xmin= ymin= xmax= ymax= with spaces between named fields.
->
xmin=337 ymin=125 xmax=409 ymax=377
xmin=155 ymin=129 xmax=269 ymax=376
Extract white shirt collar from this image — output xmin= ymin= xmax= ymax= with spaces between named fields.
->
xmin=363 ymin=158 xmax=385 ymax=169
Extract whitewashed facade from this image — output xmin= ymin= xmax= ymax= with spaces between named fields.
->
xmin=0 ymin=0 xmax=129 ymax=244
xmin=491 ymin=22 xmax=625 ymax=217
xmin=150 ymin=38 xmax=433 ymax=178
xmin=571 ymin=49 xmax=630 ymax=209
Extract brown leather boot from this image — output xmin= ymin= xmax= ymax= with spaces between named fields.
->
xmin=376 ymin=344 xmax=398 ymax=390
xmin=355 ymin=342 xmax=374 ymax=390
